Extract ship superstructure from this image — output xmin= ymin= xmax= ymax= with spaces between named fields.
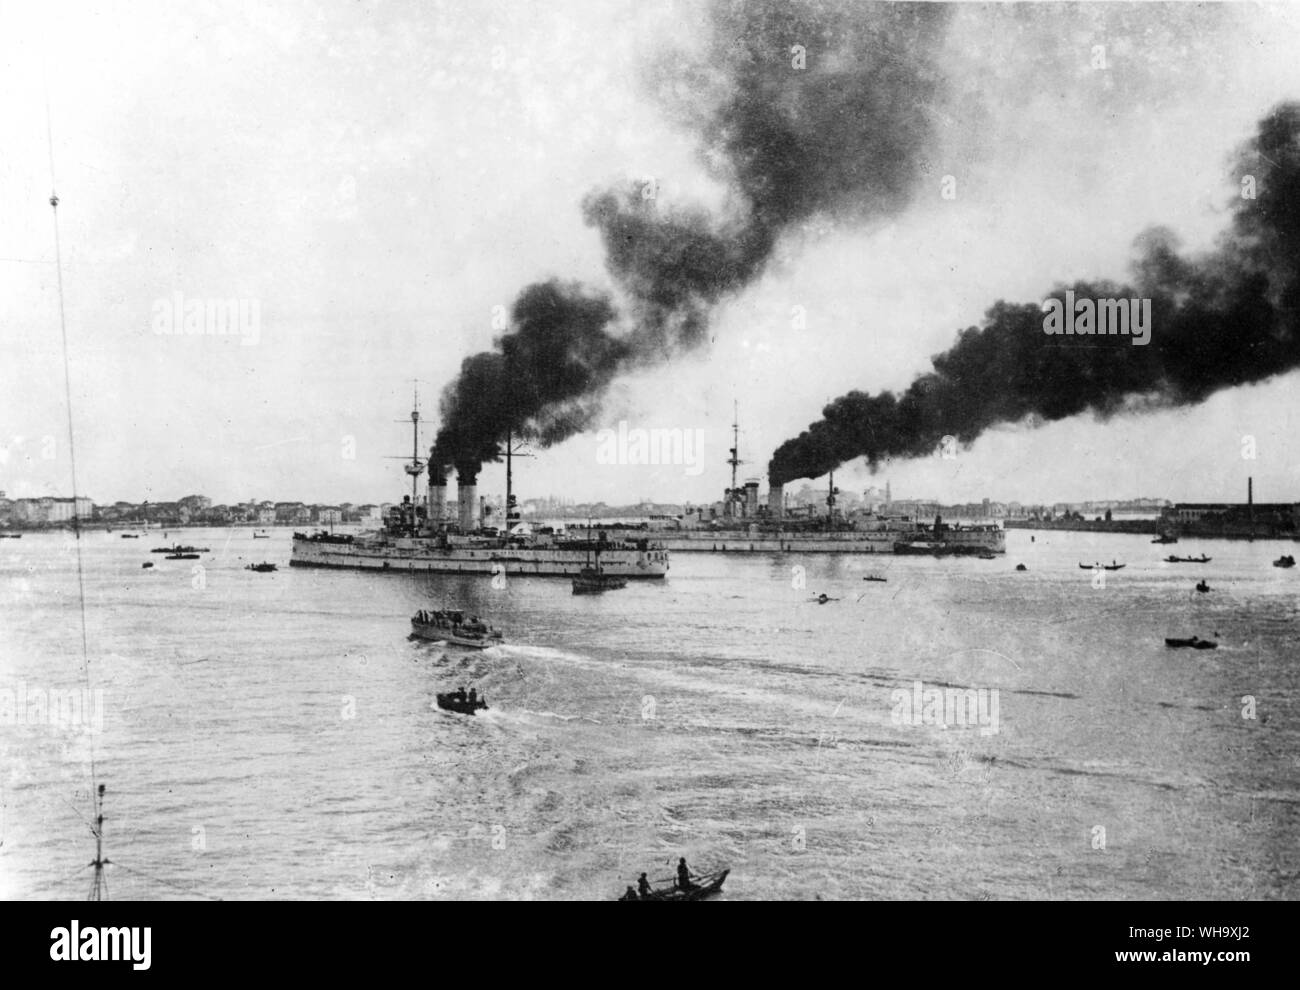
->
xmin=577 ymin=409 xmax=1004 ymax=556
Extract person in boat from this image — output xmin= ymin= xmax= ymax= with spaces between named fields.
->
xmin=455 ymin=686 xmax=467 ymax=703
xmin=622 ymin=885 xmax=638 ymax=902
xmin=468 ymin=688 xmax=478 ymax=705
xmin=638 ymin=873 xmax=651 ymax=898
xmin=676 ymin=857 xmax=693 ymax=891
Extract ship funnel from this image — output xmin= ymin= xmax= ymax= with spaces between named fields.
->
xmin=768 ymin=483 xmax=784 ymax=519
xmin=456 ymin=466 xmax=479 ymax=531
xmin=429 ymin=461 xmax=447 ymax=521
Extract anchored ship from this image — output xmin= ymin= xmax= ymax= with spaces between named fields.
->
xmin=290 ymin=392 xmax=669 ymax=579
xmin=582 ymin=407 xmax=1004 ymax=556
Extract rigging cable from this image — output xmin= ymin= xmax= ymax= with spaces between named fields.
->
xmin=45 ymin=70 xmax=103 ymax=900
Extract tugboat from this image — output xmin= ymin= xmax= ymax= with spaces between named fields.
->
xmin=246 ymin=562 xmax=277 ymax=572
xmin=436 ymin=686 xmax=488 ymax=715
xmin=411 ymin=608 xmax=504 ymax=648
xmin=572 ymin=561 xmax=628 ymax=595
xmin=572 ymin=538 xmax=628 ymax=594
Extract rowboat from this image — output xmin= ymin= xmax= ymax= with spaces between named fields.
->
xmin=617 ymin=869 xmax=729 ymax=902
xmin=1165 ymin=636 xmax=1217 ymax=650
xmin=1164 ymin=554 xmax=1210 ymax=563
xmin=1079 ymin=562 xmax=1125 ymax=571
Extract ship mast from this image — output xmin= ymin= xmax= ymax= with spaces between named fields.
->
xmin=386 ymin=381 xmax=427 ymax=517
xmin=727 ymin=401 xmax=743 ymax=494
xmin=404 ymin=383 xmax=424 ymax=505
xmin=502 ymin=430 xmax=531 ymax=530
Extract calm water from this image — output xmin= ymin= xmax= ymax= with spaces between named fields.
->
xmin=1 ymin=527 xmax=1297 ymax=900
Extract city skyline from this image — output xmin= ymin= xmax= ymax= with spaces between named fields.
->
xmin=0 ymin=482 xmax=1259 ymax=523
xmin=4 ymin=3 xmax=1300 ymax=511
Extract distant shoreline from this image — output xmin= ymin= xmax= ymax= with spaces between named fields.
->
xmin=0 ymin=523 xmax=354 ymax=533
xmin=1005 ymin=518 xmax=1298 ymax=541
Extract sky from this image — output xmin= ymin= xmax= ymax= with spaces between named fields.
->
xmin=3 ymin=0 xmax=1300 ymax=508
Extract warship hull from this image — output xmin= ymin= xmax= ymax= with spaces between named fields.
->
xmin=586 ymin=527 xmax=1004 ymax=556
xmin=289 ymin=534 xmax=669 ymax=578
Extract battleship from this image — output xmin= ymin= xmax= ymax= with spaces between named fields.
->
xmin=582 ymin=410 xmax=1005 ymax=556
xmin=290 ymin=394 xmax=670 ymax=578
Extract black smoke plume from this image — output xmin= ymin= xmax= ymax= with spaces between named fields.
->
xmin=433 ymin=280 xmax=626 ymax=477
xmin=768 ymin=102 xmax=1300 ymax=486
xmin=432 ymin=0 xmax=951 ymax=475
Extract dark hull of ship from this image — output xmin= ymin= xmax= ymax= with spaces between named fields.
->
xmin=594 ymin=528 xmax=1005 ymax=556
xmin=892 ymin=540 xmax=1005 ymax=556
xmin=290 ymin=535 xmax=669 ymax=578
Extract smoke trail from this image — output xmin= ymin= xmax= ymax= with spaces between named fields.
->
xmin=768 ymin=102 xmax=1300 ymax=485
xmin=433 ymin=280 xmax=626 ymax=476
xmin=432 ymin=0 xmax=952 ymax=474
